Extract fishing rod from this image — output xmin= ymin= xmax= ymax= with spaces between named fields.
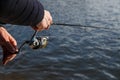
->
xmin=17 ymin=22 xmax=84 ymax=53
xmin=17 ymin=22 xmax=116 ymax=53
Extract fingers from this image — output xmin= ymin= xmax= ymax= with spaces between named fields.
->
xmin=44 ymin=10 xmax=53 ymax=29
xmin=2 ymin=53 xmax=16 ymax=65
xmin=2 ymin=46 xmax=17 ymax=65
xmin=3 ymin=41 xmax=17 ymax=53
xmin=44 ymin=16 xmax=50 ymax=29
xmin=0 ymin=27 xmax=18 ymax=65
xmin=0 ymin=27 xmax=18 ymax=53
xmin=33 ymin=10 xmax=53 ymax=31
xmin=45 ymin=10 xmax=53 ymax=24
xmin=8 ymin=33 xmax=18 ymax=51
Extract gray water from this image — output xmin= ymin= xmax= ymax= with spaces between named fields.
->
xmin=0 ymin=0 xmax=120 ymax=80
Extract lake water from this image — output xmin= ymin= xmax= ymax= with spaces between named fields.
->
xmin=0 ymin=0 xmax=120 ymax=80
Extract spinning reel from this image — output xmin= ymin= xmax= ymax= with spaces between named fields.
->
xmin=18 ymin=30 xmax=49 ymax=53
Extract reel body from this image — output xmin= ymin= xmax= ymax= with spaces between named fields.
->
xmin=18 ymin=31 xmax=49 ymax=53
xmin=28 ymin=36 xmax=48 ymax=49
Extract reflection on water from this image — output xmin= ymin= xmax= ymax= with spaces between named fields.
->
xmin=0 ymin=0 xmax=120 ymax=80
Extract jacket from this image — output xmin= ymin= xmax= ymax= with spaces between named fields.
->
xmin=0 ymin=0 xmax=44 ymax=27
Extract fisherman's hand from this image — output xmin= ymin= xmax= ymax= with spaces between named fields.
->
xmin=33 ymin=10 xmax=53 ymax=31
xmin=0 ymin=26 xmax=18 ymax=65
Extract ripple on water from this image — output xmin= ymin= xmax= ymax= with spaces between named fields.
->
xmin=100 ymin=70 xmax=117 ymax=80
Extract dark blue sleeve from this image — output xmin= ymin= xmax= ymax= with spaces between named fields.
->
xmin=0 ymin=0 xmax=44 ymax=27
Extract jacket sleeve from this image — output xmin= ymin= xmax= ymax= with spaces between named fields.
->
xmin=0 ymin=0 xmax=44 ymax=27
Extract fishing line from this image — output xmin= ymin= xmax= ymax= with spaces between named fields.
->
xmin=52 ymin=22 xmax=115 ymax=30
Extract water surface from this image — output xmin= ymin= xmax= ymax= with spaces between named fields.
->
xmin=0 ymin=0 xmax=120 ymax=80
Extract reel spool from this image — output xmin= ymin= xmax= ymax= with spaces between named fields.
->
xmin=28 ymin=36 xmax=49 ymax=49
